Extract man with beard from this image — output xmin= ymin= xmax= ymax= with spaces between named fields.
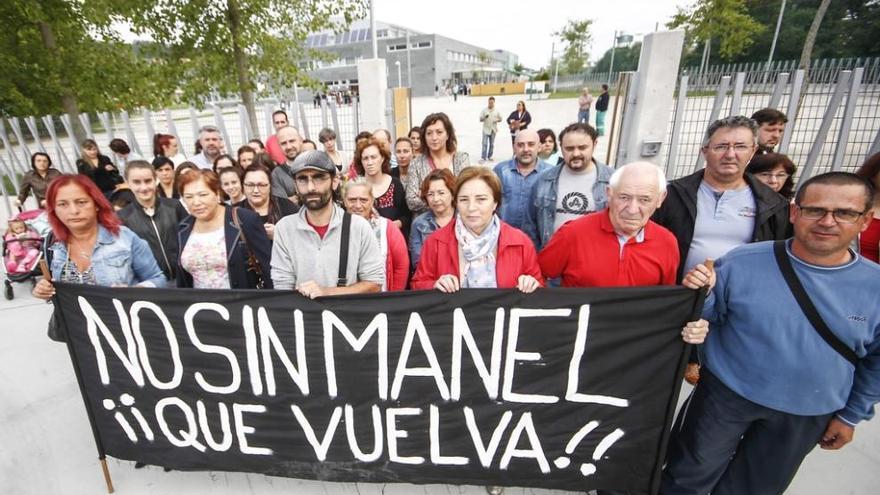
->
xmin=190 ymin=126 xmax=224 ymax=170
xmin=493 ymin=129 xmax=552 ymax=233
xmin=524 ymin=122 xmax=614 ymax=248
xmin=270 ymin=125 xmax=304 ymax=201
xmin=270 ymin=150 xmax=384 ymax=298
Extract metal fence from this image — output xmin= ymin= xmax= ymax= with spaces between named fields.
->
xmin=661 ymin=59 xmax=880 ymax=181
xmin=0 ymin=98 xmax=362 ymax=216
xmin=552 ymin=71 xmax=622 ymax=92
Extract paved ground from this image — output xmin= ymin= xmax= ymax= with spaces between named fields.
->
xmin=1 ymin=283 xmax=878 ymax=494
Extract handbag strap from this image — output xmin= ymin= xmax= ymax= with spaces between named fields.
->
xmin=773 ymin=240 xmax=858 ymax=366
xmin=337 ymin=212 xmax=351 ymax=287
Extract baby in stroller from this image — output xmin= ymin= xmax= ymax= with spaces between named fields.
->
xmin=4 ymin=218 xmax=42 ymax=275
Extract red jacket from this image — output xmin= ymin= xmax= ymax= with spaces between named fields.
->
xmin=411 ymin=218 xmax=544 ymax=290
xmin=385 ymin=220 xmax=410 ymax=291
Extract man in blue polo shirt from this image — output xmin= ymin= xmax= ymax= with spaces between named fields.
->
xmin=662 ymin=172 xmax=880 ymax=494
xmin=493 ymin=129 xmax=552 ymax=233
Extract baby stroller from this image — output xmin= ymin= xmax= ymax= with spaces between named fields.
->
xmin=3 ymin=209 xmax=48 ymax=300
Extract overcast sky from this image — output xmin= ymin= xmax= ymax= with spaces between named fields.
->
xmin=374 ymin=0 xmax=688 ymax=69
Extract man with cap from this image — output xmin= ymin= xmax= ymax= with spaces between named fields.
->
xmin=270 ymin=150 xmax=385 ymax=298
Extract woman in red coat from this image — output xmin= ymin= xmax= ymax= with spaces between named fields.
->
xmin=411 ymin=166 xmax=543 ymax=292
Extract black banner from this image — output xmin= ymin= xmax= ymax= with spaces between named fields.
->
xmin=54 ymin=284 xmax=699 ymax=493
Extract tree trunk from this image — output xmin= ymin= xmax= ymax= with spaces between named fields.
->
xmin=226 ymin=0 xmax=260 ymax=139
xmin=37 ymin=21 xmax=86 ymax=143
xmin=799 ymin=0 xmax=832 ymax=72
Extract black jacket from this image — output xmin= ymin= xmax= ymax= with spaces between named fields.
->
xmin=177 ymin=206 xmax=274 ymax=289
xmin=652 ymin=169 xmax=792 ymax=281
xmin=118 ymin=198 xmax=188 ymax=280
xmin=77 ymin=155 xmax=123 ymax=195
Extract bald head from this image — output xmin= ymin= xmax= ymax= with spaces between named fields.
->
xmin=606 ymin=161 xmax=668 ymax=238
xmin=514 ymin=129 xmax=540 ymax=167
xmin=277 ymin=126 xmax=302 ymax=162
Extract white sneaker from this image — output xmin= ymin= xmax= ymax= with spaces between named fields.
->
xmin=478 ymin=158 xmax=486 ymax=164
xmin=486 ymin=486 xmax=504 ymax=495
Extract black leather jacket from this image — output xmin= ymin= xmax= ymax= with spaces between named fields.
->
xmin=118 ymin=198 xmax=188 ymax=280
xmin=652 ymin=169 xmax=792 ymax=281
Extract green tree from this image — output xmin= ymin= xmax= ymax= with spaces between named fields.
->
xmin=0 ymin=0 xmax=172 ymax=140
xmin=555 ymin=19 xmax=593 ymax=74
xmin=119 ymin=0 xmax=366 ymax=135
xmin=593 ymin=43 xmax=642 ymax=73
xmin=668 ymin=0 xmax=765 ymax=65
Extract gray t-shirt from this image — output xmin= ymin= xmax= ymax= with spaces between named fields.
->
xmin=684 ymin=181 xmax=756 ymax=272
xmin=553 ymin=165 xmax=597 ymax=233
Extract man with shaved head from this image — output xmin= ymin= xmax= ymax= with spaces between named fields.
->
xmin=492 ymin=128 xmax=553 ymax=233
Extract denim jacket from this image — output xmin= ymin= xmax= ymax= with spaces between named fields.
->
xmin=409 ymin=211 xmax=441 ymax=269
xmin=48 ymin=225 xmax=167 ymax=288
xmin=524 ymin=159 xmax=614 ymax=249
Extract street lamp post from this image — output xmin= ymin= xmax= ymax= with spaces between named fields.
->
xmin=607 ymin=30 xmax=618 ymax=85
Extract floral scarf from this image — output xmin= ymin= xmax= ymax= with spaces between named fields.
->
xmin=454 ymin=213 xmax=500 ymax=288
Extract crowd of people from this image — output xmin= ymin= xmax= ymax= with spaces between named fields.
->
xmin=12 ymin=98 xmax=880 ymax=495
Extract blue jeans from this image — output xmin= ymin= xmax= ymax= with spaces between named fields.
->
xmin=661 ymin=368 xmax=832 ymax=495
xmin=481 ymin=132 xmax=496 ymax=160
xmin=578 ymin=109 xmax=590 ymax=124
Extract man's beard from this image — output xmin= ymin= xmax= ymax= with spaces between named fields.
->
xmin=301 ymin=190 xmax=332 ymax=211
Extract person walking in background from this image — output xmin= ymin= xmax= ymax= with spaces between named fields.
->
xmin=479 ymin=96 xmax=503 ymax=164
xmin=577 ymin=87 xmax=593 ymax=124
xmin=506 ymin=101 xmax=531 ymax=149
xmin=595 ymin=84 xmax=610 ymax=136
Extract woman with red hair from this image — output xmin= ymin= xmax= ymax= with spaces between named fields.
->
xmin=31 ymin=174 xmax=166 ymax=301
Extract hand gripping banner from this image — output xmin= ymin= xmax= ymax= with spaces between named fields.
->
xmin=53 ymin=284 xmax=701 ymax=493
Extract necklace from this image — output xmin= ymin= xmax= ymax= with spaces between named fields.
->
xmin=69 ymin=237 xmax=96 ymax=260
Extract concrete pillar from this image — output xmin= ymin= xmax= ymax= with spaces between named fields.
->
xmin=615 ymin=31 xmax=685 ymax=168
xmin=357 ymin=58 xmax=389 ymax=131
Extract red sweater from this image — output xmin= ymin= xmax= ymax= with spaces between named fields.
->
xmin=539 ymin=209 xmax=679 ymax=287
xmin=265 ymin=135 xmax=285 ymax=166
xmin=385 ymin=221 xmax=410 ymax=291
xmin=411 ymin=219 xmax=544 ymax=289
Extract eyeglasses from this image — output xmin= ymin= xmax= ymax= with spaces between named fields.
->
xmin=707 ymin=143 xmax=754 ymax=154
xmin=755 ymin=172 xmax=790 ymax=181
xmin=295 ymin=174 xmax=330 ymax=186
xmin=796 ymin=205 xmax=867 ymax=224
xmin=243 ymin=182 xmax=270 ymax=190
xmin=426 ymin=190 xmax=449 ymax=199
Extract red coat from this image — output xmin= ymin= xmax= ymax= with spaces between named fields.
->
xmin=411 ymin=218 xmax=544 ymax=290
xmin=385 ymin=220 xmax=410 ymax=291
